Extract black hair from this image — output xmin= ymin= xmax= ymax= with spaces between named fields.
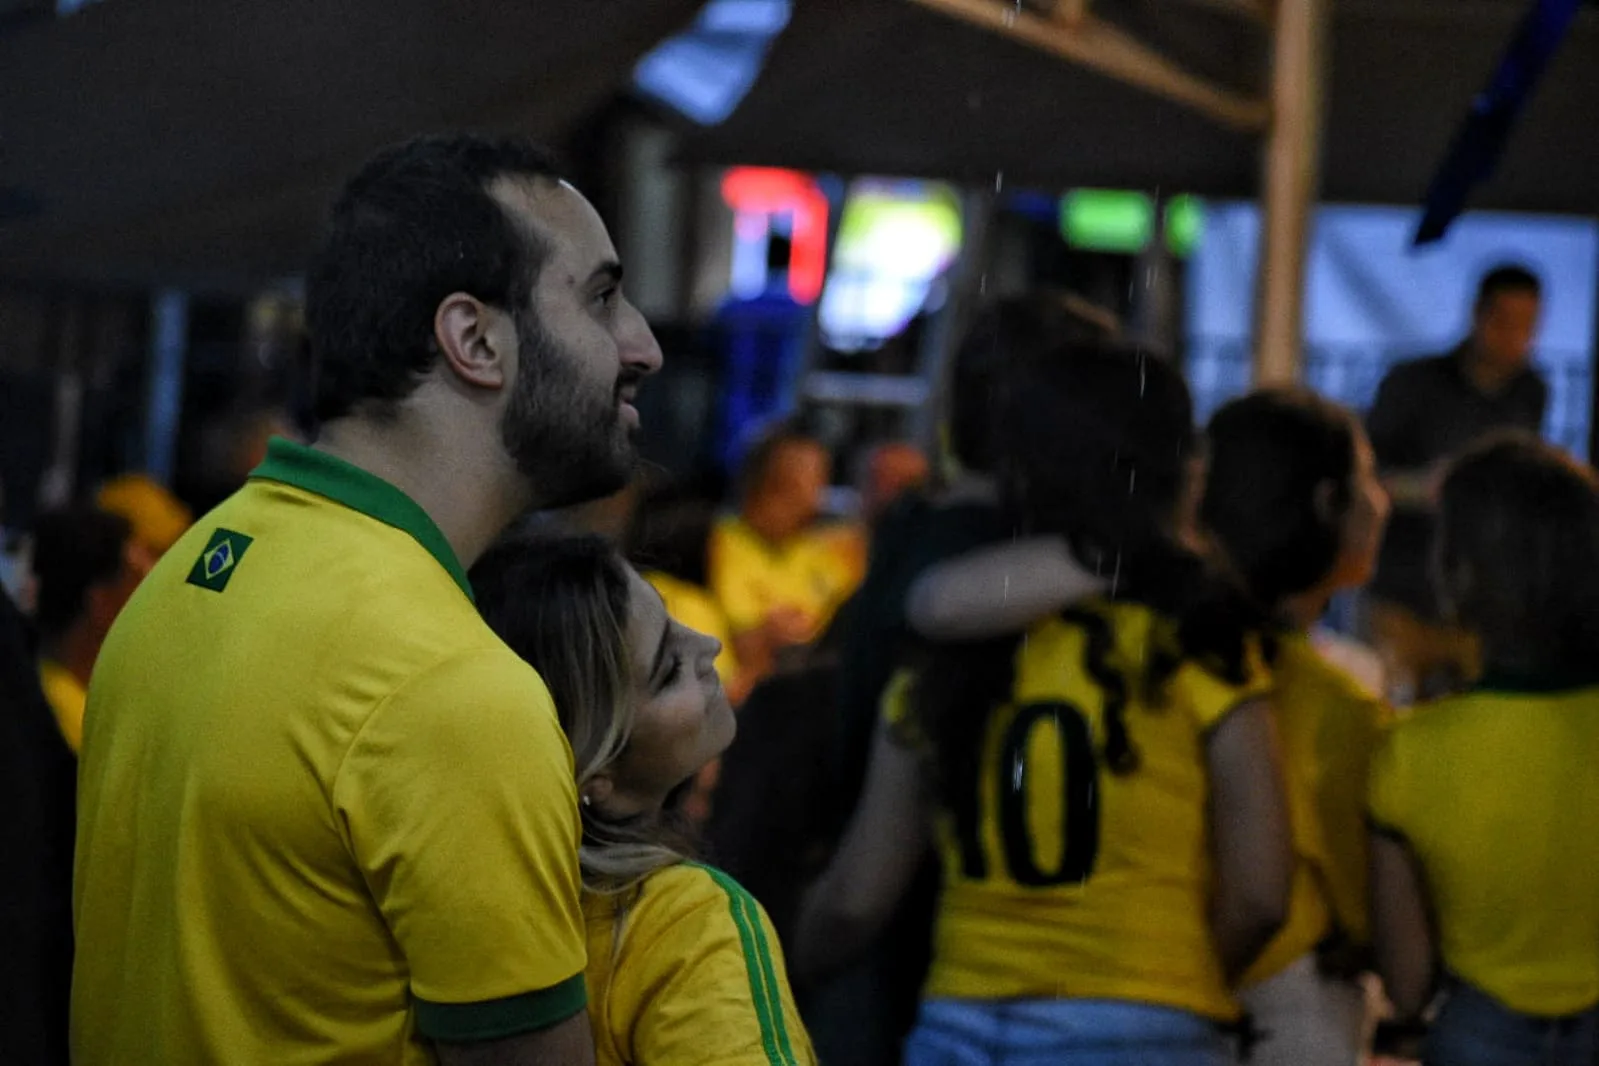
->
xmin=946 ymin=293 xmax=1117 ymax=473
xmin=1475 ymin=263 xmax=1541 ymax=313
xmin=736 ymin=423 xmax=823 ymax=503
xmin=32 ymin=507 xmax=133 ymax=641
xmin=1202 ymin=388 xmax=1359 ymax=609
xmin=917 ymin=343 xmax=1261 ymax=811
xmin=1436 ymin=433 xmax=1599 ymax=678
xmin=305 ymin=133 xmax=563 ymax=424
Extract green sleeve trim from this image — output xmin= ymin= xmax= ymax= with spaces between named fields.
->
xmin=413 ymin=972 xmax=586 ymax=1043
xmin=698 ymin=865 xmax=800 ymax=1066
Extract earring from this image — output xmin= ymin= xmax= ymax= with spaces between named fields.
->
xmin=581 ymin=794 xmax=593 ymax=808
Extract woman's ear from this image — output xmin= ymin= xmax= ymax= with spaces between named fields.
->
xmin=581 ymin=774 xmax=615 ymax=812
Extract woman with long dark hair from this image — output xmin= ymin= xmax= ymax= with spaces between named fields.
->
xmin=1369 ymin=434 xmax=1599 ymax=1065
xmin=795 ymin=344 xmax=1291 ymax=1065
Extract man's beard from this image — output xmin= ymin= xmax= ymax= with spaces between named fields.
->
xmin=500 ymin=314 xmax=635 ymax=509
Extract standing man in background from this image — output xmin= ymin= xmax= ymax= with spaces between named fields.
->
xmin=72 ymin=134 xmax=662 ymax=1066
xmin=1365 ymin=264 xmax=1546 ymax=698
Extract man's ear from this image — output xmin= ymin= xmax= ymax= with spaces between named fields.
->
xmin=433 ymin=293 xmax=511 ymax=391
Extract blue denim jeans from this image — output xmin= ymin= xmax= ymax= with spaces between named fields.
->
xmin=1424 ymin=978 xmax=1599 ymax=1066
xmin=902 ymin=998 xmax=1231 ymax=1066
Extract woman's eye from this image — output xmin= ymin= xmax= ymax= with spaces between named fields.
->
xmin=663 ymin=654 xmax=684 ymax=686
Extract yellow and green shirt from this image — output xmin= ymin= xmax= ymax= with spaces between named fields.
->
xmin=1369 ymin=677 xmax=1599 ymax=1017
xmin=1243 ymin=632 xmax=1390 ymax=986
xmin=38 ymin=658 xmax=86 ymax=753
xmin=886 ymin=600 xmax=1272 ymax=1021
xmin=584 ymin=863 xmax=814 ymax=1066
xmin=72 ymin=438 xmax=586 ymax=1066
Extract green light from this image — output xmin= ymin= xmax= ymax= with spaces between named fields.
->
xmin=1061 ymin=189 xmax=1153 ymax=254
xmin=1164 ymin=195 xmax=1205 ymax=258
xmin=1058 ymin=190 xmax=1205 ymax=258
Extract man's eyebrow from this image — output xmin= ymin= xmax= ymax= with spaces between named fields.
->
xmin=586 ymin=261 xmax=624 ymax=287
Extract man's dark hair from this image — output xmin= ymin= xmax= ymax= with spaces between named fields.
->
xmin=32 ymin=507 xmax=132 ymax=641
xmin=305 ymin=134 xmax=563 ymax=423
xmin=1475 ymin=263 xmax=1541 ymax=313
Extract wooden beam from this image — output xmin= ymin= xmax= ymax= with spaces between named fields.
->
xmin=1162 ymin=0 xmax=1272 ymax=24
xmin=908 ymin=0 xmax=1269 ymax=132
xmin=1252 ymin=0 xmax=1326 ymax=385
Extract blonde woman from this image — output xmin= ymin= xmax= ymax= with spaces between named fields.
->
xmin=471 ymin=534 xmax=815 ymax=1066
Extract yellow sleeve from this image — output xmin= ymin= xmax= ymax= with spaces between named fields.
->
xmin=708 ymin=521 xmax=767 ymax=635
xmin=1366 ymin=720 xmax=1409 ymax=839
xmin=39 ymin=662 xmax=86 ymax=752
xmin=612 ymin=865 xmax=815 ymax=1066
xmin=1176 ymin=638 xmax=1275 ymax=733
xmin=1312 ymin=692 xmax=1392 ymax=942
xmin=333 ymin=647 xmax=587 ymax=1041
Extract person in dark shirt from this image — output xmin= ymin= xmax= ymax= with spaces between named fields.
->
xmin=1365 ymin=264 xmax=1547 ymax=696
xmin=0 ymin=484 xmax=76 ymax=1066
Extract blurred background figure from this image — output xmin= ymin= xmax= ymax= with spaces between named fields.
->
xmin=30 ymin=506 xmax=154 ymax=753
xmin=1364 ymin=264 xmax=1546 ymax=700
xmin=708 ymin=426 xmax=864 ymax=685
xmin=856 ymin=441 xmax=929 ymax=531
xmin=95 ymin=474 xmax=193 ymax=559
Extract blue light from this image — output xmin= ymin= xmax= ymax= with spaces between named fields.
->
xmin=634 ymin=0 xmax=792 ymax=126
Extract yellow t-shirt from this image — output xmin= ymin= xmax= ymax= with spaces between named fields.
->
xmin=886 ymin=600 xmax=1272 ymax=1021
xmin=645 ymin=571 xmax=741 ymax=684
xmin=1368 ymin=680 xmax=1599 ymax=1017
xmin=584 ymin=863 xmax=815 ymax=1066
xmin=73 ymin=438 xmax=586 ymax=1066
xmin=1243 ymin=632 xmax=1390 ymax=985
xmin=38 ymin=658 xmax=86 ymax=753
xmin=707 ymin=516 xmax=863 ymax=639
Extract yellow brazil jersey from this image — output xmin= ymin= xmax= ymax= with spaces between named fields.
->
xmin=886 ymin=599 xmax=1272 ymax=1021
xmin=1368 ymin=679 xmax=1599 ymax=1017
xmin=1243 ymin=632 xmax=1390 ymax=986
xmin=645 ymin=570 xmax=741 ymax=684
xmin=707 ymin=515 xmax=863 ymax=639
xmin=584 ymin=863 xmax=815 ymax=1066
xmin=72 ymin=439 xmax=587 ymax=1066
xmin=38 ymin=658 xmax=86 ymax=752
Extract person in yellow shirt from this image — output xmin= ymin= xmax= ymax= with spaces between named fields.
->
xmin=72 ymin=134 xmax=664 ymax=1066
xmin=709 ymin=429 xmax=864 ymax=682
xmin=1370 ymin=435 xmax=1599 ymax=1065
xmin=95 ymin=472 xmax=193 ymax=557
xmin=30 ymin=506 xmax=153 ymax=752
xmin=472 ymin=533 xmax=815 ymax=1066
xmin=795 ymin=344 xmax=1291 ymax=1065
xmin=1201 ymin=391 xmax=1392 ymax=1065
xmin=901 ymin=388 xmax=1395 ymax=1063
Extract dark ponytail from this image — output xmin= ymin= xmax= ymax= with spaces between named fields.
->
xmin=917 ymin=342 xmax=1262 ymax=805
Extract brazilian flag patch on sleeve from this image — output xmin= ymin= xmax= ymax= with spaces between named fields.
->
xmin=186 ymin=528 xmax=254 ymax=593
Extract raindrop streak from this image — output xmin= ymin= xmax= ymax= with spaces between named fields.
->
xmin=1003 ymin=0 xmax=1020 ymax=26
xmin=1139 ymin=351 xmax=1147 ymax=396
xmin=1110 ymin=551 xmax=1123 ymax=597
xmin=1129 ymin=468 xmax=1137 ymax=495
xmin=994 ymin=170 xmax=1006 ymax=194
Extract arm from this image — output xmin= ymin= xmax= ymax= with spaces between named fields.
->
xmin=1366 ymin=372 xmax=1437 ymax=508
xmin=1204 ymin=697 xmax=1292 ymax=982
xmin=905 ymin=536 xmax=1105 ymax=642
xmin=336 ymin=651 xmax=592 ymax=1062
xmin=793 ymin=722 xmax=932 ymax=982
xmin=437 ymin=1015 xmax=594 ymax=1066
xmin=1370 ymin=829 xmax=1436 ymax=1019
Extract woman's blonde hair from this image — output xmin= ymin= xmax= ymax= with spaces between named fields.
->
xmin=471 ymin=533 xmax=691 ymax=894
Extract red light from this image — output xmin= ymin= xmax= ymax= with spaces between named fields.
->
xmin=720 ymin=167 xmax=829 ymax=304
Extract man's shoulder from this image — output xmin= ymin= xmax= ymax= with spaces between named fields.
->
xmin=1380 ymin=351 xmax=1458 ymax=389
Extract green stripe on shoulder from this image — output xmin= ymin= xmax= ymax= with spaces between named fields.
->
xmin=695 ymin=864 xmax=798 ymax=1066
